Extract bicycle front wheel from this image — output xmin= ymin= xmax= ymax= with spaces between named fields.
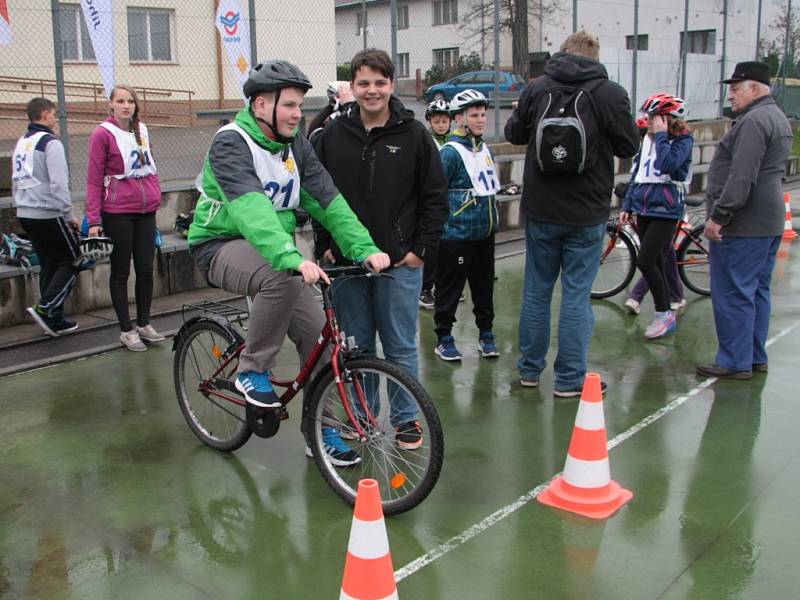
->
xmin=308 ymin=357 xmax=444 ymax=515
xmin=677 ymin=224 xmax=711 ymax=296
xmin=591 ymin=224 xmax=637 ymax=299
xmin=174 ymin=321 xmax=251 ymax=451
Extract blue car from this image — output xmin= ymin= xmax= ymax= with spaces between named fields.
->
xmin=424 ymin=70 xmax=526 ymax=102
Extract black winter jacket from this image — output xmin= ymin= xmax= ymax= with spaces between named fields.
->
xmin=312 ymin=96 xmax=448 ymax=264
xmin=505 ymin=53 xmax=640 ymax=227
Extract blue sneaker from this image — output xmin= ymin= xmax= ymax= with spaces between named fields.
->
xmin=305 ymin=427 xmax=361 ymax=466
xmin=435 ymin=335 xmax=462 ymax=362
xmin=235 ymin=371 xmax=281 ymax=408
xmin=479 ymin=331 xmax=499 ymax=358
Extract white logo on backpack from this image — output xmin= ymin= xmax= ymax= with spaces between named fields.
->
xmin=552 ymin=145 xmax=568 ymax=161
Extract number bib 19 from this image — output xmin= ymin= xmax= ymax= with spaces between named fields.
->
xmin=444 ymin=141 xmax=500 ymax=196
xmin=11 ymin=131 xmax=48 ymax=190
xmin=633 ymin=134 xmax=673 ymax=185
xmin=218 ymin=123 xmax=301 ymax=211
xmin=100 ymin=121 xmax=158 ymax=179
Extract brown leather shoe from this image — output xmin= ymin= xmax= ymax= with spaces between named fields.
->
xmin=696 ymin=364 xmax=752 ymax=380
xmin=752 ymin=363 xmax=768 ymax=373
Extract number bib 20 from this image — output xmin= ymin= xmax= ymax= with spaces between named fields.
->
xmin=218 ymin=123 xmax=301 ymax=211
xmin=444 ymin=141 xmax=500 ymax=196
xmin=100 ymin=121 xmax=157 ymax=179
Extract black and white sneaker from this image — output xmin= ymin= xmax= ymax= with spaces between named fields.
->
xmin=52 ymin=317 xmax=79 ymax=334
xmin=26 ymin=305 xmax=59 ymax=337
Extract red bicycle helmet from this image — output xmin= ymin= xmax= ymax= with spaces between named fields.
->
xmin=640 ymin=93 xmax=687 ymax=119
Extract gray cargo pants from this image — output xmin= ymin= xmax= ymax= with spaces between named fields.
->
xmin=207 ymin=239 xmax=326 ymax=375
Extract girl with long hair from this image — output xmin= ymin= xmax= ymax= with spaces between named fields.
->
xmin=86 ymin=85 xmax=164 ymax=351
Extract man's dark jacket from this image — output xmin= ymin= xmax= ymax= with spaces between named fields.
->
xmin=312 ymin=96 xmax=448 ymax=264
xmin=505 ymin=52 xmax=640 ymax=226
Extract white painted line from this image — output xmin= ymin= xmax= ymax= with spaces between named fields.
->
xmin=395 ymin=318 xmax=800 ymax=582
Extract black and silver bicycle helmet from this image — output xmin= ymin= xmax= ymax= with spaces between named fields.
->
xmin=243 ymin=60 xmax=312 ymax=98
xmin=74 ymin=236 xmax=114 ymax=270
xmin=425 ymin=99 xmax=450 ymax=121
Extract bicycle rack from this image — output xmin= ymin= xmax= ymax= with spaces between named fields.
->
xmin=181 ymin=300 xmax=250 ymax=329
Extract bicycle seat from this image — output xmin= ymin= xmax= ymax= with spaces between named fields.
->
xmin=684 ymin=196 xmax=704 ymax=207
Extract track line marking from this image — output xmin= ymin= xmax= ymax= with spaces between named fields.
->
xmin=395 ymin=318 xmax=800 ymax=582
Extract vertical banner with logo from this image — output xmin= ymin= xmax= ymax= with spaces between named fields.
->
xmin=80 ymin=0 xmax=115 ymax=97
xmin=0 ymin=0 xmax=12 ymax=45
xmin=215 ymin=0 xmax=251 ymax=100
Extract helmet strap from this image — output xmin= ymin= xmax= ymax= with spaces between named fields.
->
xmin=253 ymin=88 xmax=295 ymax=146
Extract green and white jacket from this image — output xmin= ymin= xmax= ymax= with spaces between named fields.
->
xmin=188 ymin=106 xmax=380 ymax=272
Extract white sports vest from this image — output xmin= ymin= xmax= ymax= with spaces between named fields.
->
xmin=217 ymin=123 xmax=301 ymax=211
xmin=11 ymin=131 xmax=48 ymax=189
xmin=100 ymin=121 xmax=157 ymax=180
xmin=444 ymin=141 xmax=500 ymax=196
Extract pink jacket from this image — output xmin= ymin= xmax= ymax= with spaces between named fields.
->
xmin=85 ymin=116 xmax=161 ymax=226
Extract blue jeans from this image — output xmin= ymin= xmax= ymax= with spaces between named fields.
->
xmin=332 ymin=265 xmax=423 ymax=426
xmin=709 ymin=236 xmax=780 ymax=371
xmin=518 ymin=219 xmax=605 ymax=389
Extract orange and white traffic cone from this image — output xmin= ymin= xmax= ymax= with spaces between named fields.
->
xmin=538 ymin=373 xmax=633 ymax=519
xmin=782 ymin=193 xmax=797 ymax=240
xmin=340 ymin=479 xmax=398 ymax=600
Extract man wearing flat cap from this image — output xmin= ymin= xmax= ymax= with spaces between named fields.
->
xmin=697 ymin=61 xmax=793 ymax=380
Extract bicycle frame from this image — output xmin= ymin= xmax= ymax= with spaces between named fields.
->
xmin=191 ymin=268 xmax=379 ymax=439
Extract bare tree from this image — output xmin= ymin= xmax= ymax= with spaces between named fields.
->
xmin=459 ymin=0 xmax=563 ymax=79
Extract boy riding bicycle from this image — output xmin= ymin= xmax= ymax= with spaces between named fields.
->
xmin=187 ymin=60 xmax=389 ymax=462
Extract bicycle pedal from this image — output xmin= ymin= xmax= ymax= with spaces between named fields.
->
xmin=246 ymin=404 xmax=281 ymax=438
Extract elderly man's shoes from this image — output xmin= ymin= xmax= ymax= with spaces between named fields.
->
xmin=696 ymin=363 xmax=752 ymax=380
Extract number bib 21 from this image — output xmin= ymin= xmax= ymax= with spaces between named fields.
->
xmin=218 ymin=123 xmax=301 ymax=211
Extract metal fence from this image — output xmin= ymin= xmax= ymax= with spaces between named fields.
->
xmin=0 ymin=0 xmax=795 ymax=194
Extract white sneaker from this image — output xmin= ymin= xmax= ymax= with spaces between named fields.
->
xmin=624 ymin=298 xmax=641 ymax=315
xmin=670 ymin=298 xmax=687 ymax=310
xmin=137 ymin=323 xmax=166 ymax=343
xmin=120 ymin=329 xmax=147 ymax=351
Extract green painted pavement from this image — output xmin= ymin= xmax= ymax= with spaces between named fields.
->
xmin=2 ymin=247 xmax=799 ymax=599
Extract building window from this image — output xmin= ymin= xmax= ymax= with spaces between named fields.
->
xmin=625 ymin=34 xmax=649 ymax=51
xmin=397 ymin=53 xmax=410 ymax=78
xmin=128 ymin=8 xmax=174 ymax=62
xmin=59 ymin=4 xmax=95 ymax=61
xmin=397 ymin=5 xmax=409 ymax=30
xmin=433 ymin=0 xmax=457 ymax=26
xmin=433 ymin=47 xmax=459 ymax=70
xmin=680 ymin=29 xmax=716 ymax=55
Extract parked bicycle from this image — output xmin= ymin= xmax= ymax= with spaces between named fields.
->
xmin=592 ymin=198 xmax=711 ymax=299
xmin=172 ymin=264 xmax=444 ymax=515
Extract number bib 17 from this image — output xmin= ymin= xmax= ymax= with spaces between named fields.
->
xmin=444 ymin=141 xmax=500 ymax=196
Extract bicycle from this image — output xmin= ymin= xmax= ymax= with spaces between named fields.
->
xmin=591 ymin=198 xmax=711 ymax=299
xmin=172 ymin=264 xmax=444 ymax=515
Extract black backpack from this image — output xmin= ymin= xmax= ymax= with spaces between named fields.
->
xmin=534 ymin=78 xmax=605 ymax=174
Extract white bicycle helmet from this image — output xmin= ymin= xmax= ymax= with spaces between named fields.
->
xmin=425 ymin=99 xmax=450 ymax=120
xmin=449 ymin=89 xmax=489 ymax=115
xmin=74 ymin=236 xmax=114 ymax=269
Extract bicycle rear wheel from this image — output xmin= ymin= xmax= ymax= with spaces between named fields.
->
xmin=174 ymin=320 xmax=251 ymax=451
xmin=677 ymin=224 xmax=711 ymax=296
xmin=307 ymin=357 xmax=444 ymax=515
xmin=591 ymin=223 xmax=637 ymax=299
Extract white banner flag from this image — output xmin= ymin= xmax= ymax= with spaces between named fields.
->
xmin=215 ymin=0 xmax=251 ymax=100
xmin=80 ymin=0 xmax=115 ymax=98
